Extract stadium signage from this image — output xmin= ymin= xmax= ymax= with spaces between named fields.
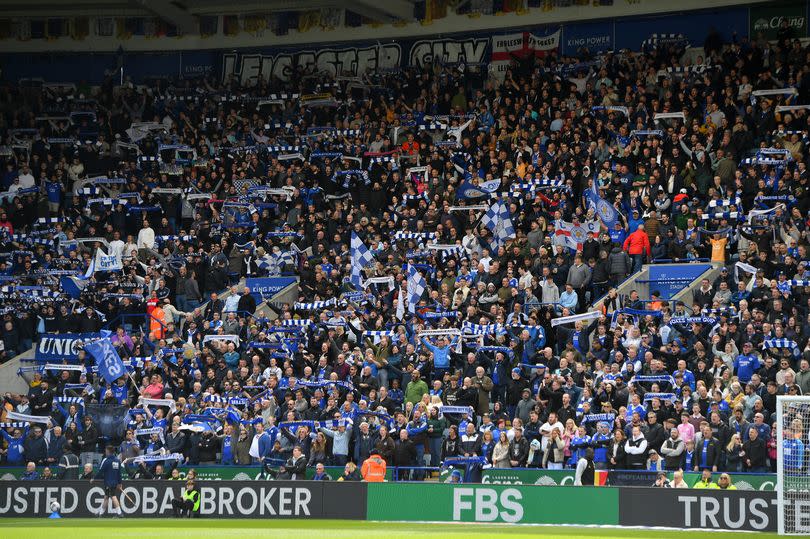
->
xmin=749 ymin=3 xmax=807 ymax=40
xmin=222 ymin=44 xmax=402 ymax=85
xmin=245 ymin=276 xmax=298 ymax=302
xmin=366 ymin=483 xmax=618 ymax=524
xmin=0 ymin=481 xmax=367 ymax=519
xmin=452 ymin=487 xmax=523 ymax=522
xmin=34 ymin=332 xmax=99 ymax=361
xmin=618 ymin=488 xmax=784 ymax=532
xmin=408 ymin=38 xmax=489 ymax=68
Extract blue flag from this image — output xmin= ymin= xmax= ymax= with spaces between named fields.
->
xmin=85 ymin=333 xmax=127 ymax=384
xmin=456 ymin=179 xmax=501 ymax=199
xmin=587 ymin=176 xmax=619 ymax=229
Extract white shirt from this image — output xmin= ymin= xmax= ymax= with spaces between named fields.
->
xmin=109 ymin=239 xmax=126 ymax=261
xmin=137 ymin=227 xmax=155 ymax=249
xmin=17 ymin=172 xmax=35 ymax=189
xmin=249 ymin=434 xmax=261 ymax=459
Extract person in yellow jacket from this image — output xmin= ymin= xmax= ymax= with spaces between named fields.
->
xmin=715 ymin=473 xmax=737 ymax=490
xmin=172 ymin=480 xmax=200 ymax=517
xmin=692 ymin=469 xmax=718 ymax=489
xmin=361 ymin=449 xmax=387 ymax=482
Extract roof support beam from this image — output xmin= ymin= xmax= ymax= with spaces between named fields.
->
xmin=350 ymin=0 xmax=412 ymax=22
xmin=132 ymin=0 xmax=197 ymax=34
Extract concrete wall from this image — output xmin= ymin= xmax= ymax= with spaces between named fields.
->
xmin=0 ymin=349 xmax=33 ymax=395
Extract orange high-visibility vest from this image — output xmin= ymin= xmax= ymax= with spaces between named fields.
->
xmin=150 ymin=306 xmax=166 ymax=340
xmin=361 ymin=456 xmax=386 ymax=482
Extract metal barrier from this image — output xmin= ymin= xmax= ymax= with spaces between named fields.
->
xmin=522 ymin=301 xmax=561 ymax=314
xmin=651 ymin=258 xmax=710 ymax=263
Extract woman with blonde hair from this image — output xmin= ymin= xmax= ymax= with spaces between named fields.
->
xmin=479 ymin=430 xmax=496 ymax=465
xmin=724 ymin=432 xmax=744 ymax=472
xmin=562 ymin=418 xmax=577 ymax=464
xmin=725 ymin=381 xmax=745 ymax=410
xmin=492 ymin=432 xmax=511 ymax=468
xmin=543 ymin=428 xmax=566 ymax=470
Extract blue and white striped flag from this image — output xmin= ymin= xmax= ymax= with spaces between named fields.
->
xmin=482 ymin=199 xmax=515 ymax=251
xmin=406 ymin=264 xmax=427 ymax=314
xmin=351 ymin=232 xmax=375 ymax=288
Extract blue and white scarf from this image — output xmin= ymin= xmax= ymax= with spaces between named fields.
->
xmin=762 ymin=338 xmax=801 ymax=358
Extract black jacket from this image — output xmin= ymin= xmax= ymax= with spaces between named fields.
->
xmin=393 ymin=439 xmax=417 ymax=466
xmin=508 ymin=436 xmax=530 ymax=467
xmin=742 ymin=437 xmax=767 ymax=469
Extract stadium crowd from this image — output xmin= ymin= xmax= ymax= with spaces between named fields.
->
xmin=0 ymin=25 xmax=809 ymax=485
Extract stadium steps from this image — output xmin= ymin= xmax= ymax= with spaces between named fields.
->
xmin=592 ymin=262 xmax=722 ymax=313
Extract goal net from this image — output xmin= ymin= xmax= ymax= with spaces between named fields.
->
xmin=777 ymin=395 xmax=810 ymax=535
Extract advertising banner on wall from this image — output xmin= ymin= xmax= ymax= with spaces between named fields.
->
xmin=0 ymin=481 xmax=367 ymax=519
xmin=619 ymin=488 xmax=784 ymax=532
xmin=34 ymin=332 xmax=100 ymax=361
xmin=646 ymin=263 xmax=711 ymax=300
xmin=749 ymin=1 xmax=807 ymax=41
xmin=245 ymin=276 xmax=298 ymax=302
xmin=366 ymin=483 xmax=617 ymax=524
xmin=562 ymin=21 xmax=613 ymax=56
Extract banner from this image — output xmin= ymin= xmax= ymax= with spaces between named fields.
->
xmin=619 ymin=488 xmax=784 ymax=532
xmin=0 ymin=481 xmax=367 ymax=519
xmin=490 ymin=29 xmax=561 ymax=77
xmin=245 ymin=277 xmax=298 ymax=302
xmin=749 ymin=1 xmax=807 ymax=40
xmin=34 ymin=332 xmax=100 ymax=361
xmin=84 ymin=404 xmax=129 ymax=441
xmin=96 ymin=253 xmax=122 ymax=272
xmin=366 ymin=483 xmax=617 ymax=524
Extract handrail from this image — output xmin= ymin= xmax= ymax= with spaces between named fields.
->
xmin=651 ymin=258 xmax=710 ymax=263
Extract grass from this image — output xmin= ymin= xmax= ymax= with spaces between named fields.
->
xmin=0 ymin=519 xmax=781 ymax=538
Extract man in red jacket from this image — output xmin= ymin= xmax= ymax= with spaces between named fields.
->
xmin=623 ymin=224 xmax=651 ymax=274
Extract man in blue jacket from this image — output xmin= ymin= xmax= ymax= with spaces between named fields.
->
xmin=420 ymin=335 xmax=458 ymax=381
xmin=0 ymin=425 xmax=26 ymax=465
xmin=94 ymin=445 xmax=123 ymax=517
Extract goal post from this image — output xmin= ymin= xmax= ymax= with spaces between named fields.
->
xmin=777 ymin=395 xmax=810 ymax=535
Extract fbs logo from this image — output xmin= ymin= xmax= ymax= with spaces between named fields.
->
xmin=452 ymin=487 xmax=524 ymax=523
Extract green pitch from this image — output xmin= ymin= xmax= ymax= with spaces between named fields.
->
xmin=1 ymin=519 xmax=780 ymax=538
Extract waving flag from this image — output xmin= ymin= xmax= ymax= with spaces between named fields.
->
xmin=350 ymin=232 xmax=375 ymax=288
xmin=406 ymin=264 xmax=427 ymax=314
xmin=554 ymin=220 xmax=589 ymax=252
xmin=457 ymin=178 xmax=501 ymax=199
xmin=84 ymin=332 xmax=127 ymax=384
xmin=586 ymin=178 xmax=618 ymax=229
xmin=482 ymin=199 xmax=515 ymax=251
